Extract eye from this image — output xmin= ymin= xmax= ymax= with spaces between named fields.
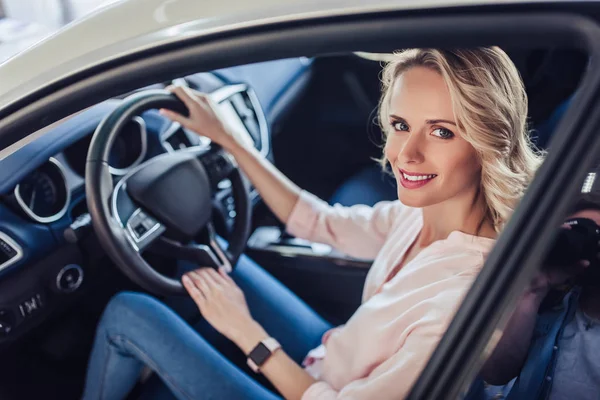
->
xmin=391 ymin=121 xmax=409 ymax=132
xmin=431 ymin=127 xmax=454 ymax=139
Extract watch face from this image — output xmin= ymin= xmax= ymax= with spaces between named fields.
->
xmin=249 ymin=342 xmax=272 ymax=366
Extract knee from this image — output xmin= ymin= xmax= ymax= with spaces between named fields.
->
xmin=99 ymin=291 xmax=163 ymax=337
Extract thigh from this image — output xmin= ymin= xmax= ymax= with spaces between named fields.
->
xmin=168 ymin=254 xmax=332 ymax=364
xmin=97 ymin=292 xmax=280 ymax=400
xmin=145 ymin=255 xmax=332 ymax=399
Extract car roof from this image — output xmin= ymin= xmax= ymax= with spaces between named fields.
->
xmin=0 ymin=0 xmax=548 ymax=113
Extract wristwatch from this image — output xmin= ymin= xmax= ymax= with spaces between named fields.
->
xmin=247 ymin=337 xmax=281 ymax=373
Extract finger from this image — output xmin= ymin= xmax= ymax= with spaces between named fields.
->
xmin=181 ymin=85 xmax=206 ymax=103
xmin=580 ymin=260 xmax=591 ymax=268
xmin=182 ymin=275 xmax=205 ymax=305
xmin=159 ymin=108 xmax=191 ymax=126
xmin=169 ymin=85 xmax=198 ymax=110
xmin=189 ymin=87 xmax=207 ymax=99
xmin=219 ymin=267 xmax=235 ymax=284
xmin=189 ymin=271 xmax=212 ymax=295
xmin=199 ymin=268 xmax=224 ymax=289
xmin=206 ymin=268 xmax=230 ymax=287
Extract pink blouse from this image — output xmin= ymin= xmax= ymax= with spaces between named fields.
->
xmin=285 ymin=191 xmax=496 ymax=400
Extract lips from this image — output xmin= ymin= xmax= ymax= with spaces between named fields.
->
xmin=398 ymin=169 xmax=437 ymax=189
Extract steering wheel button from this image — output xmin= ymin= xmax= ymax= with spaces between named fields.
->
xmin=142 ymin=219 xmax=157 ymax=230
xmin=134 ymin=224 xmax=148 ymax=237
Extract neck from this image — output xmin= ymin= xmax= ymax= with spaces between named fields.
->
xmin=417 ymin=186 xmax=496 ymax=248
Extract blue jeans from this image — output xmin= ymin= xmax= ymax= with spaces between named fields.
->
xmin=82 ymin=254 xmax=332 ymax=400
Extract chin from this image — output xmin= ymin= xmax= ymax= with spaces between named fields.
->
xmin=397 ymin=190 xmax=426 ymax=208
xmin=396 ymin=188 xmax=442 ymax=208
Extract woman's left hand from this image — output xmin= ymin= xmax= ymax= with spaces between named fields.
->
xmin=182 ymin=268 xmax=258 ymax=343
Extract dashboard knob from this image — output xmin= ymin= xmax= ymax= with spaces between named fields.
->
xmin=0 ymin=309 xmax=15 ymax=336
xmin=56 ymin=264 xmax=84 ymax=293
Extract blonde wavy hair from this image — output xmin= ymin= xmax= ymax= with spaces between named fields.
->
xmin=378 ymin=47 xmax=545 ymax=231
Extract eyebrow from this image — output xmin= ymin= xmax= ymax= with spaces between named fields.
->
xmin=389 ymin=114 xmax=457 ymax=127
xmin=427 ymin=119 xmax=457 ymax=127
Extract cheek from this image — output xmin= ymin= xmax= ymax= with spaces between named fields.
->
xmin=384 ymin=135 xmax=402 ymax=165
xmin=446 ymin=146 xmax=481 ymax=183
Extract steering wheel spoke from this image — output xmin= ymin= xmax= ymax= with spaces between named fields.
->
xmin=147 ymin=223 xmax=233 ymax=272
xmin=206 ymin=223 xmax=233 ymax=273
xmin=124 ymin=208 xmax=166 ymax=252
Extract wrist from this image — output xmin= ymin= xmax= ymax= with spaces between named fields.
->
xmin=221 ymin=135 xmax=241 ymax=153
xmin=231 ymin=319 xmax=269 ymax=354
xmin=226 ymin=137 xmax=259 ymax=158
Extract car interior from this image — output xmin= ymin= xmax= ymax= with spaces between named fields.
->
xmin=0 ymin=44 xmax=589 ymax=399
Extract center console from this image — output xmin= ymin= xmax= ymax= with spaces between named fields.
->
xmin=246 ymin=226 xmax=371 ymax=323
xmin=247 ymin=226 xmax=372 ymax=268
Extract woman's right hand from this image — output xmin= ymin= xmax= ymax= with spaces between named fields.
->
xmin=159 ymin=85 xmax=245 ymax=152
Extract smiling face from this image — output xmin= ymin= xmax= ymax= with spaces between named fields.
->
xmin=384 ymin=66 xmax=482 ymax=208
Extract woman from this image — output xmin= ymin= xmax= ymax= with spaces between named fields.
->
xmin=83 ymin=47 xmax=543 ymax=400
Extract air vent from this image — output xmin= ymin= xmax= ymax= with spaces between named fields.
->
xmin=0 ymin=232 xmax=23 ymax=272
xmin=209 ymin=84 xmax=269 ymax=157
xmin=230 ymin=92 xmax=262 ymax=150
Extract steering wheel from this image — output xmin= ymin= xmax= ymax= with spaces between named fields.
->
xmin=85 ymin=89 xmax=251 ymax=296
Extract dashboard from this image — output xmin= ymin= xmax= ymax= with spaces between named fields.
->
xmin=0 ymin=57 xmax=313 ymax=344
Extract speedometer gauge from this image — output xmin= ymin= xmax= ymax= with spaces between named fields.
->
xmin=15 ymin=158 xmax=70 ymax=223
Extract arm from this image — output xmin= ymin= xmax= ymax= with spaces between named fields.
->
xmin=299 ymin=293 xmax=470 ymax=400
xmin=162 ymin=86 xmax=401 ymax=259
xmin=182 ymin=267 xmax=450 ymax=400
xmin=160 ymin=86 xmax=301 ymax=224
xmin=182 ymin=263 xmax=480 ymax=399
xmin=227 ymin=142 xmax=301 ymax=225
xmin=182 ymin=268 xmax=318 ymax=400
xmin=234 ymin=322 xmax=317 ymax=400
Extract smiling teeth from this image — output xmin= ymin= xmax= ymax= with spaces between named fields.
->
xmin=402 ymin=173 xmax=436 ymax=181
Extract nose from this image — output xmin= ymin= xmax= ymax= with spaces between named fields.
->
xmin=397 ymin=131 xmax=425 ymax=165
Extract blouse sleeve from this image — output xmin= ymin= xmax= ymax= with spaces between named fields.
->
xmin=300 ymin=275 xmax=476 ymax=400
xmin=285 ymin=190 xmax=402 ymax=260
